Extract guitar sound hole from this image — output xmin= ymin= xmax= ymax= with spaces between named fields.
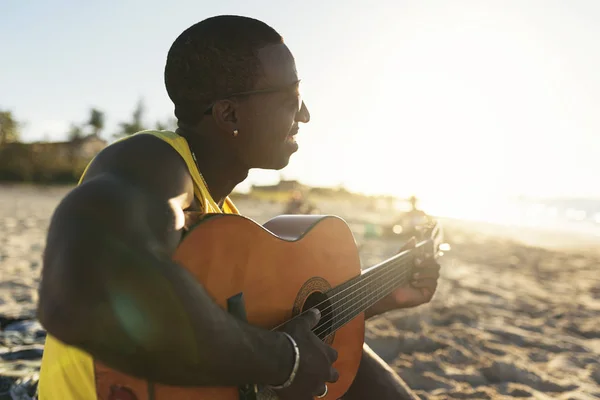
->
xmin=302 ymin=291 xmax=333 ymax=340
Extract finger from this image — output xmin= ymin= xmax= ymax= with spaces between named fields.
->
xmin=415 ymin=262 xmax=441 ymax=273
xmin=412 ymin=265 xmax=441 ymax=276
xmin=409 ymin=285 xmax=434 ymax=299
xmin=302 ymin=308 xmax=321 ymax=330
xmin=411 ymin=270 xmax=440 ymax=280
xmin=420 ymin=258 xmax=441 ymax=267
xmin=411 ymin=278 xmax=438 ymax=288
xmin=328 ymin=367 xmax=340 ymax=383
xmin=314 ymin=383 xmax=328 ymax=397
xmin=326 ymin=346 xmax=338 ymax=363
xmin=414 ymin=257 xmax=439 ymax=268
xmin=404 ymin=287 xmax=434 ymax=302
xmin=419 ymin=287 xmax=434 ymax=299
xmin=410 ymin=279 xmax=438 ymax=288
xmin=415 ymin=256 xmax=439 ymax=265
xmin=399 ymin=237 xmax=417 ymax=252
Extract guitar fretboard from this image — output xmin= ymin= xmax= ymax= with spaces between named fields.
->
xmin=311 ymin=241 xmax=429 ymax=340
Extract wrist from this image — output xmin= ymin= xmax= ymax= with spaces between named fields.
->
xmin=268 ymin=332 xmax=300 ymax=389
xmin=365 ymin=303 xmax=386 ymax=319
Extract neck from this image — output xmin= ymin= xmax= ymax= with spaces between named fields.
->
xmin=176 ymin=125 xmax=249 ymax=203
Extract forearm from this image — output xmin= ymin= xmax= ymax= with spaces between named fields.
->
xmin=41 ymin=230 xmax=293 ymax=387
xmin=124 ymin=257 xmax=296 ymax=387
xmin=364 ymin=306 xmax=378 ymax=320
xmin=364 ymin=300 xmax=393 ymax=320
xmin=76 ymin=257 xmax=293 ymax=387
xmin=364 ymin=297 xmax=407 ymax=319
xmin=38 ymin=180 xmax=293 ymax=387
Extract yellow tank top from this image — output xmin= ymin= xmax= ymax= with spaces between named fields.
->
xmin=38 ymin=130 xmax=239 ymax=399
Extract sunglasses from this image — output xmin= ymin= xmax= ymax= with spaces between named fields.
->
xmin=204 ymin=80 xmax=302 ymax=115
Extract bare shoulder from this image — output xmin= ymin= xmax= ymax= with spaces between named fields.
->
xmin=81 ymin=133 xmax=194 ymax=206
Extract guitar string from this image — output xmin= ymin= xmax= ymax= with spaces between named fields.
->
xmin=315 ymin=268 xmax=419 ymax=339
xmin=307 ymin=232 xmax=440 ymax=327
xmin=309 ymin=263 xmax=413 ymax=332
xmin=279 ymin=248 xmax=426 ymax=336
xmin=270 ymin=243 xmax=429 ymax=332
xmin=316 ymin=224 xmax=442 ymax=337
xmin=269 ymin=226 xmax=441 ymax=332
xmin=269 ymin=229 xmax=441 ymax=340
xmin=317 ymin=274 xmax=410 ymax=340
xmin=311 ymin=266 xmax=413 ymax=338
xmin=308 ymin=240 xmax=440 ymax=337
xmin=298 ymin=225 xmax=440 ymax=325
xmin=315 ymin=239 xmax=441 ymax=338
xmin=269 ymin=245 xmax=423 ymax=332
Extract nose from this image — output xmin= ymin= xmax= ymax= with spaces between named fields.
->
xmin=295 ymin=101 xmax=310 ymax=124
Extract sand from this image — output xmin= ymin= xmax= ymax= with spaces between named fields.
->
xmin=0 ymin=184 xmax=599 ymax=399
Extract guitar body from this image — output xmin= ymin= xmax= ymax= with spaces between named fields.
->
xmin=94 ymin=214 xmax=365 ymax=400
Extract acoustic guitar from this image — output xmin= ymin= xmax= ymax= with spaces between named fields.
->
xmin=94 ymin=214 xmax=446 ymax=400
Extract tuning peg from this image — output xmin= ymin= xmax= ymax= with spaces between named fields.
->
xmin=439 ymin=243 xmax=451 ymax=252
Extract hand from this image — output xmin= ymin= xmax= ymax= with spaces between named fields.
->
xmin=367 ymin=238 xmax=441 ymax=317
xmin=274 ymin=309 xmax=339 ymax=400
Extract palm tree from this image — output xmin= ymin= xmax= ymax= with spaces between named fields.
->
xmin=87 ymin=108 xmax=105 ymax=137
xmin=115 ymin=99 xmax=146 ymax=138
xmin=68 ymin=124 xmax=84 ymax=141
xmin=155 ymin=116 xmax=177 ymax=131
xmin=0 ymin=111 xmax=20 ymax=147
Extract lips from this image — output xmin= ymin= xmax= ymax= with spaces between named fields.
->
xmin=288 ymin=126 xmax=299 ymax=138
xmin=285 ymin=127 xmax=299 ymax=148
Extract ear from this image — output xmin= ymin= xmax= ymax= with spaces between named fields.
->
xmin=211 ymin=99 xmax=238 ymax=133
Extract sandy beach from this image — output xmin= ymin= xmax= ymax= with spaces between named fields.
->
xmin=0 ymin=184 xmax=599 ymax=399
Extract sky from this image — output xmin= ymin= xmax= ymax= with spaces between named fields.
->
xmin=2 ymin=0 xmax=600 ymax=212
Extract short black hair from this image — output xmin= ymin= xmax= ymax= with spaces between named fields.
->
xmin=164 ymin=15 xmax=284 ymax=124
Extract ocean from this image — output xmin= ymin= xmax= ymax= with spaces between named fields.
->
xmin=423 ymin=196 xmax=600 ymax=239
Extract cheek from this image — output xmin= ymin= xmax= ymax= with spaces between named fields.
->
xmin=239 ymin=108 xmax=274 ymax=137
xmin=237 ymin=104 xmax=294 ymax=148
xmin=251 ymin=118 xmax=288 ymax=145
xmin=236 ymin=123 xmax=275 ymax=159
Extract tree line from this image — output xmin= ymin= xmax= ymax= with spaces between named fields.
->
xmin=0 ymin=99 xmax=177 ymax=183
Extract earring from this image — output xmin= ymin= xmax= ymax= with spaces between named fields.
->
xmin=233 ymin=129 xmax=239 ymax=137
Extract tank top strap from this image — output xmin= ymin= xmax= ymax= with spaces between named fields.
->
xmin=132 ymin=130 xmax=239 ymax=215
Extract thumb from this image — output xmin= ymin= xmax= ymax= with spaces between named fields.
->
xmin=303 ymin=308 xmax=321 ymax=330
xmin=399 ymin=237 xmax=417 ymax=252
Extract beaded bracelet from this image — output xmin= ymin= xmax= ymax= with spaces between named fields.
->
xmin=268 ymin=332 xmax=300 ymax=390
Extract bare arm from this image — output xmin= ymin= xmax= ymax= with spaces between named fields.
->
xmin=37 ymin=135 xmax=293 ymax=387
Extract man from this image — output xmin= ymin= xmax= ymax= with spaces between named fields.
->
xmin=397 ymin=195 xmax=429 ymax=240
xmin=37 ymin=15 xmax=440 ymax=399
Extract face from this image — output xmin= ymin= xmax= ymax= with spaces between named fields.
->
xmin=226 ymin=44 xmax=310 ymax=170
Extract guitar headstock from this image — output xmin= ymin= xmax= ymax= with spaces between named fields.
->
xmin=415 ymin=219 xmax=450 ymax=259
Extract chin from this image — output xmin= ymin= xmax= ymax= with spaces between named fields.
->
xmin=262 ymin=155 xmax=292 ymax=171
xmin=252 ymin=146 xmax=296 ymax=170
xmin=270 ymin=159 xmax=291 ymax=170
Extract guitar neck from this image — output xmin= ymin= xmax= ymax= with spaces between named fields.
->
xmin=311 ymin=240 xmax=429 ymax=341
